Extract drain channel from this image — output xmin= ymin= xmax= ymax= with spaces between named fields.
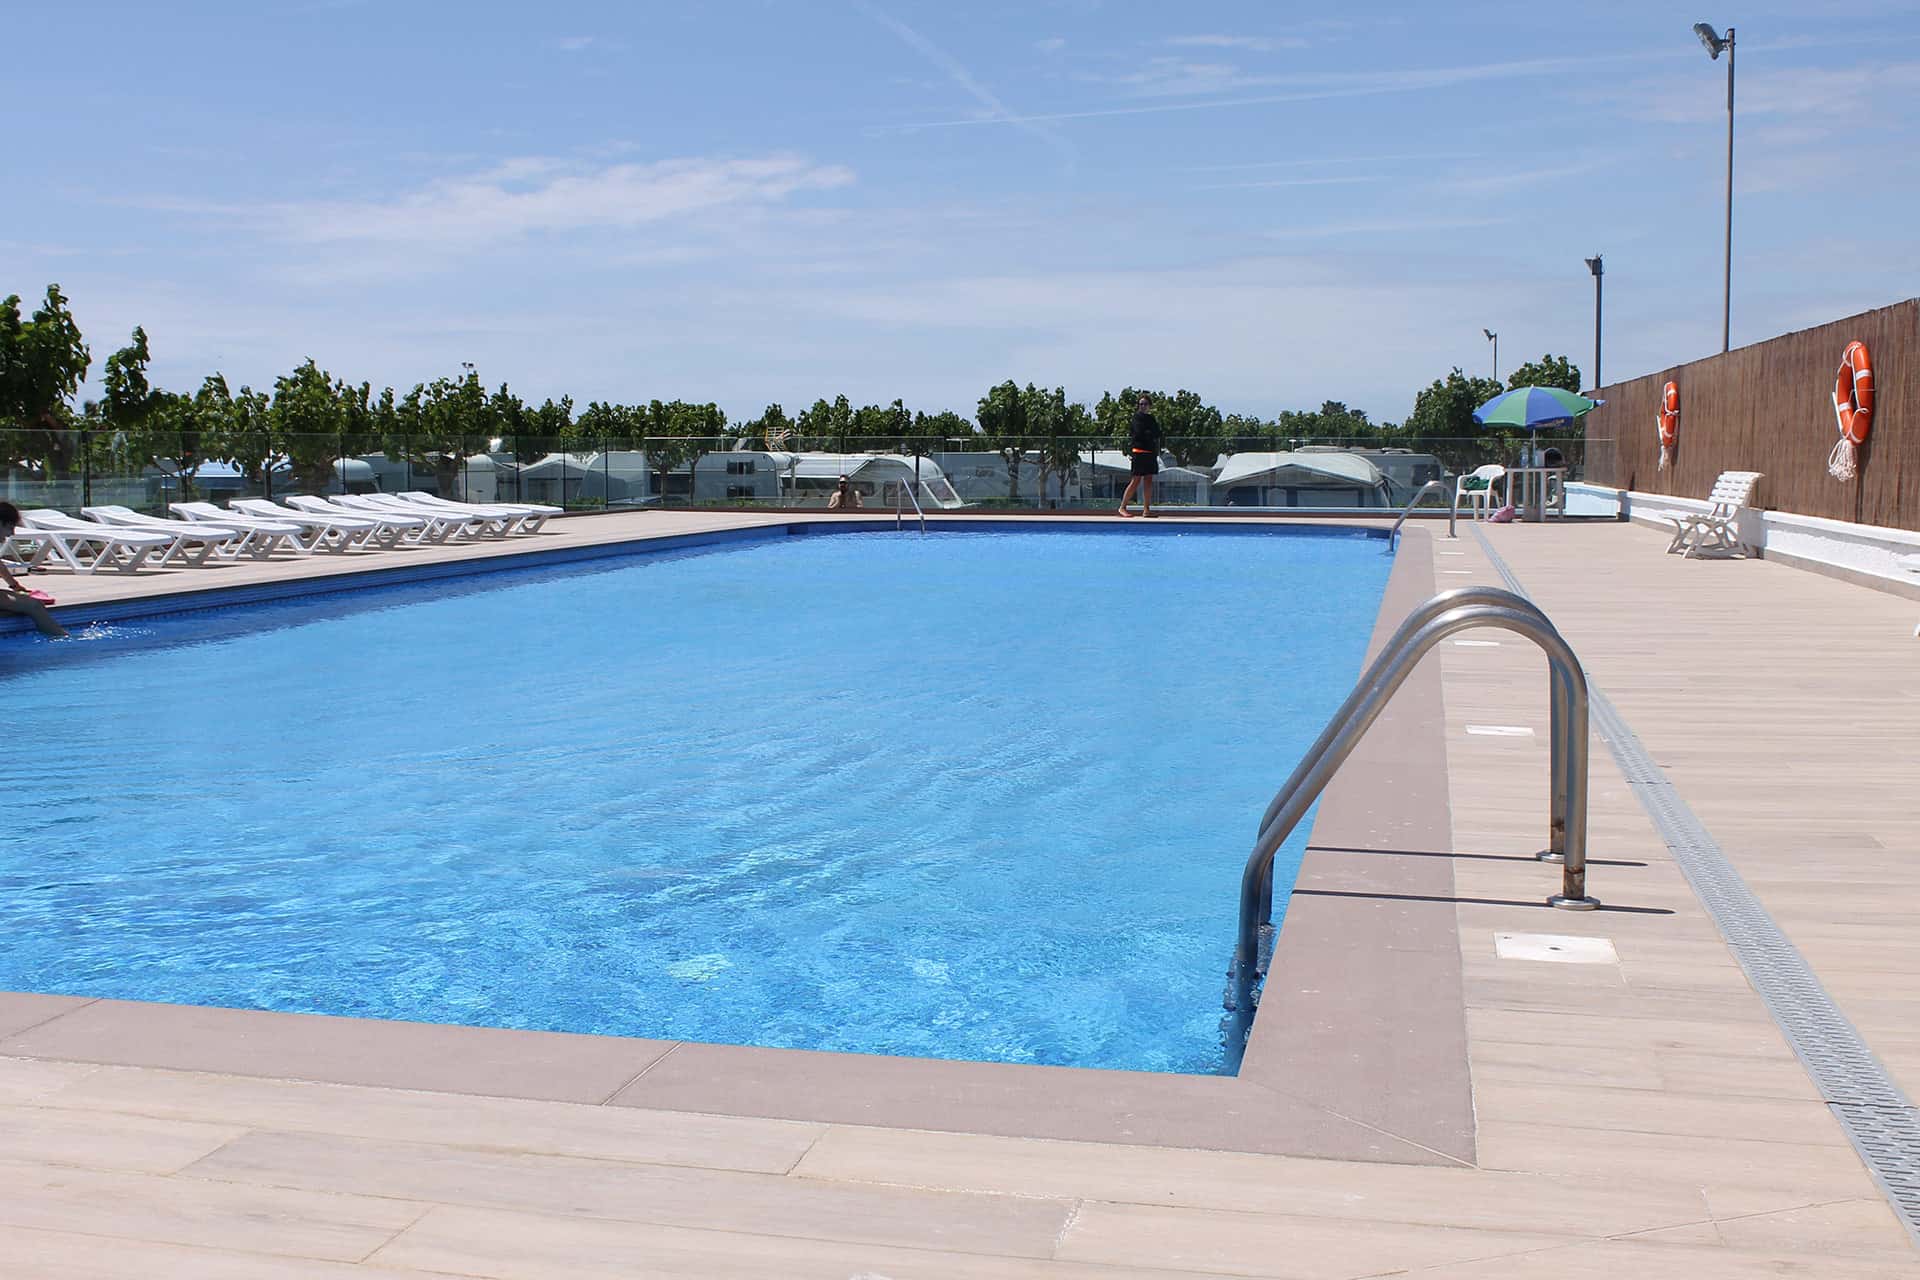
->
xmin=1471 ymin=526 xmax=1920 ymax=1245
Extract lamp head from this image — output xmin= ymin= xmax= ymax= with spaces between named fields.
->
xmin=1693 ymin=22 xmax=1726 ymax=58
xmin=1483 ymin=328 xmax=1496 ymax=342
xmin=1585 ymin=255 xmax=1603 ymax=276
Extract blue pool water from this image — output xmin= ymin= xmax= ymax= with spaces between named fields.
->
xmin=0 ymin=526 xmax=1390 ymax=1074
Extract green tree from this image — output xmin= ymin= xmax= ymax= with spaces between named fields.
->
xmin=271 ymin=358 xmax=373 ymax=495
xmin=796 ymin=395 xmax=854 ymax=451
xmin=1152 ymin=389 xmax=1224 ymax=467
xmin=1041 ymin=398 xmax=1091 ymax=505
xmin=220 ymin=382 xmax=274 ymax=490
xmin=525 ymin=396 xmax=573 ymax=458
xmin=912 ymin=409 xmax=972 ymax=441
xmin=1405 ymin=368 xmax=1505 ymax=443
xmin=385 ymin=369 xmax=497 ymax=498
xmin=0 ymin=285 xmax=91 ymax=477
xmin=1505 ymin=354 xmax=1582 ymax=393
xmin=99 ymin=326 xmax=216 ymax=501
xmin=976 ymin=380 xmax=1029 ymax=501
xmin=1221 ymin=412 xmax=1269 ymax=453
xmin=642 ymin=400 xmax=726 ymax=504
xmin=574 ymin=400 xmax=646 ymax=450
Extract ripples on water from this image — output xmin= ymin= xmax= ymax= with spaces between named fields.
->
xmin=0 ymin=528 xmax=1390 ymax=1074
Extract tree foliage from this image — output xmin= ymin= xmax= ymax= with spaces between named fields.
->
xmin=0 ymin=286 xmax=91 ymax=475
xmin=1505 ymin=354 xmax=1583 ymax=393
xmin=1405 ymin=368 xmax=1506 ymax=442
xmin=1 ymin=281 xmax=1601 ymax=512
xmin=975 ymin=380 xmax=1029 ymax=500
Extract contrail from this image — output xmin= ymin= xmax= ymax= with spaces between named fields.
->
xmin=857 ymin=2 xmax=1077 ymax=171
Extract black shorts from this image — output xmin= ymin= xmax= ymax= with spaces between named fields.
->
xmin=1130 ymin=451 xmax=1159 ymax=476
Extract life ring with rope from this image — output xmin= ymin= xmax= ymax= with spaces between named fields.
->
xmin=1828 ymin=340 xmax=1874 ymax=481
xmin=1656 ymin=380 xmax=1679 ymax=471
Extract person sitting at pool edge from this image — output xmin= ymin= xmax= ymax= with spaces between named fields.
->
xmin=827 ymin=475 xmax=862 ymax=510
xmin=0 ymin=502 xmax=69 ymax=639
xmin=1117 ymin=393 xmax=1160 ymax=518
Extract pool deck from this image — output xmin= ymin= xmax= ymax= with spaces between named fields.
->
xmin=4 ymin=511 xmax=1920 ymax=1276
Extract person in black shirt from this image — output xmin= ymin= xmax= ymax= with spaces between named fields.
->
xmin=1117 ymin=393 xmax=1160 ymax=517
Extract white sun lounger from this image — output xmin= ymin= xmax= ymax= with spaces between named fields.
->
xmin=283 ymin=495 xmax=432 ymax=546
xmin=231 ymin=498 xmax=390 ymax=550
xmin=336 ymin=493 xmax=491 ymax=541
xmin=82 ymin=505 xmax=275 ymax=563
xmin=14 ymin=510 xmax=174 ymax=574
xmin=172 ymin=502 xmax=315 ymax=556
xmin=400 ymin=491 xmax=560 ymax=534
xmin=1666 ymin=471 xmax=1763 ymax=559
xmin=364 ymin=492 xmax=515 ymax=538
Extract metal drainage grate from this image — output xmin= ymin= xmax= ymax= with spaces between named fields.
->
xmin=1471 ymin=527 xmax=1920 ymax=1246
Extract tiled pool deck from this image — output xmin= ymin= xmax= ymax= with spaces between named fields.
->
xmin=4 ymin=511 xmax=1919 ymax=1276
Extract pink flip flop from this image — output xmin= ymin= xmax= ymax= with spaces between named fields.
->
xmin=26 ymin=589 xmax=55 ymax=605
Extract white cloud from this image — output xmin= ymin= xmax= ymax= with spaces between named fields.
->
xmin=1166 ymin=34 xmax=1311 ymax=53
xmin=1263 ymin=216 xmax=1515 ymax=240
xmin=1619 ymin=61 xmax=1920 ymax=125
xmin=246 ymin=153 xmax=855 ymax=249
xmin=892 ymin=49 xmax=1672 ymax=127
xmin=1192 ymin=175 xmax=1389 ymax=191
xmin=552 ymin=35 xmax=597 ymax=52
xmin=1035 ymin=37 xmax=1066 ymax=52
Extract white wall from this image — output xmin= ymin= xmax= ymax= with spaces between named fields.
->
xmin=1570 ymin=482 xmax=1920 ymax=599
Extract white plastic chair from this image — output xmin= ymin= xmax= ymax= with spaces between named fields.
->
xmin=1666 ymin=471 xmax=1763 ymax=558
xmin=1453 ymin=465 xmax=1507 ymax=521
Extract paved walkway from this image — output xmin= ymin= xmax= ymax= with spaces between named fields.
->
xmin=3 ymin=517 xmax=1919 ymax=1276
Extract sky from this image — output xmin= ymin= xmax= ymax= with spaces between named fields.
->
xmin=5 ymin=0 xmax=1919 ymax=425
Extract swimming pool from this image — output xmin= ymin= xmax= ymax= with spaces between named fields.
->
xmin=0 ymin=525 xmax=1391 ymax=1074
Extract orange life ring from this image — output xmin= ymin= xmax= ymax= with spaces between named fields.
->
xmin=1656 ymin=381 xmax=1679 ymax=448
xmin=1833 ymin=341 xmax=1874 ymax=446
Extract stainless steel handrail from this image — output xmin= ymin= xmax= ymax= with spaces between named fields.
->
xmin=1226 ymin=599 xmax=1598 ymax=1031
xmin=1388 ymin=478 xmax=1457 ymax=543
xmin=894 ymin=477 xmax=926 ymax=533
xmin=1249 ymin=586 xmax=1574 ymax=922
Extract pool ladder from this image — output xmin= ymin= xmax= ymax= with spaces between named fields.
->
xmin=1223 ymin=586 xmax=1597 ymax=1059
xmin=1388 ymin=478 xmax=1457 ymax=545
xmin=894 ymin=478 xmax=927 ymax=534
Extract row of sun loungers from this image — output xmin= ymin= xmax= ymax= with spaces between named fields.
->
xmin=1 ymin=492 xmax=562 ymax=574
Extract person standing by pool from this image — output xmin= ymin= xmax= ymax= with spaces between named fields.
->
xmin=1117 ymin=393 xmax=1160 ymax=517
xmin=827 ymin=475 xmax=863 ymax=510
xmin=0 ymin=502 xmax=68 ymax=639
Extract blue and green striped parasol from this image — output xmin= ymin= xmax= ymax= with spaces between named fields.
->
xmin=1473 ymin=386 xmax=1603 ymax=431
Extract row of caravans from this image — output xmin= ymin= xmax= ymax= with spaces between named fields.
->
xmin=131 ymin=445 xmax=1445 ymax=510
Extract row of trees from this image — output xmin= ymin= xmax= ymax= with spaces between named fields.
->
xmin=3 ymin=284 xmax=1584 ymax=502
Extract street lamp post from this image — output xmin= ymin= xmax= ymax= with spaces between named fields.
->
xmin=1584 ymin=255 xmax=1603 ymax=390
xmin=1484 ymin=328 xmax=1499 ymax=383
xmin=1694 ymin=22 xmax=1735 ymax=353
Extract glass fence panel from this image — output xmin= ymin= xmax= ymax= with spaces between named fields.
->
xmin=4 ymin=430 xmax=1600 ymax=518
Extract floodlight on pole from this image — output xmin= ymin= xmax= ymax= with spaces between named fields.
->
xmin=1693 ymin=22 xmax=1736 ymax=352
xmin=1483 ymin=329 xmax=1498 ymax=382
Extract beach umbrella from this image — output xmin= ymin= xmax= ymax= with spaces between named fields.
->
xmin=1473 ymin=385 xmax=1604 ymax=431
